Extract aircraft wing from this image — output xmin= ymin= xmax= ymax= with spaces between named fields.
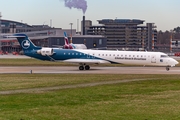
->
xmin=63 ymin=59 xmax=110 ymax=64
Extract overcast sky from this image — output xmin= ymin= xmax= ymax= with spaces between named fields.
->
xmin=0 ymin=0 xmax=179 ymax=31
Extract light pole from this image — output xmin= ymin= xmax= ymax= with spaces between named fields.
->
xmin=77 ymin=19 xmax=79 ymax=33
xmin=0 ymin=12 xmax=1 ymax=34
xmin=50 ymin=19 xmax=52 ymax=28
xmin=43 ymin=21 xmax=46 ymax=28
xmin=70 ymin=23 xmax=73 ymax=43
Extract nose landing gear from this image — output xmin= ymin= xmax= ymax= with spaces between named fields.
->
xmin=166 ymin=66 xmax=170 ymax=71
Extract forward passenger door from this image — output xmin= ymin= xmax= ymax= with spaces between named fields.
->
xmin=151 ymin=55 xmax=156 ymax=63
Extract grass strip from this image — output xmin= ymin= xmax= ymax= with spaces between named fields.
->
xmin=0 ymin=74 xmax=180 ymax=119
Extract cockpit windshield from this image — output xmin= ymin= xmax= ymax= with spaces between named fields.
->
xmin=161 ymin=55 xmax=169 ymax=58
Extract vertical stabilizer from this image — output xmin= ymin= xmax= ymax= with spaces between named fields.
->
xmin=64 ymin=32 xmax=69 ymax=45
xmin=8 ymin=34 xmax=41 ymax=51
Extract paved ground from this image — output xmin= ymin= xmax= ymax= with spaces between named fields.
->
xmin=0 ymin=54 xmax=30 ymax=58
xmin=0 ymin=66 xmax=179 ymax=74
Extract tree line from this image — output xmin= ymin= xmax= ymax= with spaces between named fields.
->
xmin=157 ymin=27 xmax=180 ymax=45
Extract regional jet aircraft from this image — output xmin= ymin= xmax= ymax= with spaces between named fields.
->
xmin=9 ymin=34 xmax=178 ymax=71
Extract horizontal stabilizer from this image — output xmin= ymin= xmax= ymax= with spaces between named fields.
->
xmin=6 ymin=35 xmax=26 ymax=38
xmin=5 ymin=34 xmax=27 ymax=38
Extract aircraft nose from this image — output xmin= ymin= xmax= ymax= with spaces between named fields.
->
xmin=175 ymin=60 xmax=179 ymax=65
xmin=170 ymin=58 xmax=179 ymax=67
xmin=172 ymin=58 xmax=179 ymax=66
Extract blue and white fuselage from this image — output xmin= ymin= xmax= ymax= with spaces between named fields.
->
xmin=9 ymin=34 xmax=179 ymax=71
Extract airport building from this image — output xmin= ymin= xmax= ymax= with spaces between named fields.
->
xmin=0 ymin=31 xmax=106 ymax=54
xmin=0 ymin=19 xmax=106 ymax=54
xmin=0 ymin=19 xmax=55 ymax=33
xmin=0 ymin=18 xmax=159 ymax=53
xmin=86 ymin=19 xmax=157 ymax=51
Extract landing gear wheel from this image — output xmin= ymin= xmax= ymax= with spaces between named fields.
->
xmin=79 ymin=66 xmax=84 ymax=70
xmin=166 ymin=67 xmax=170 ymax=71
xmin=85 ymin=65 xmax=90 ymax=70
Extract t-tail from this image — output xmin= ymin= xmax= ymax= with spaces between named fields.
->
xmin=8 ymin=33 xmax=41 ymax=51
xmin=8 ymin=34 xmax=54 ymax=60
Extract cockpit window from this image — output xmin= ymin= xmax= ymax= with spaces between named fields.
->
xmin=161 ymin=55 xmax=168 ymax=58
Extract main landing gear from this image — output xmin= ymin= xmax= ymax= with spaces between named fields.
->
xmin=79 ymin=65 xmax=90 ymax=70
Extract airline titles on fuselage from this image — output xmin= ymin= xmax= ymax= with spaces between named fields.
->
xmin=115 ymin=57 xmax=146 ymax=60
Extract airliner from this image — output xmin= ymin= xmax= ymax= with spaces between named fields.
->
xmin=64 ymin=32 xmax=87 ymax=49
xmin=9 ymin=34 xmax=178 ymax=71
xmin=53 ymin=32 xmax=106 ymax=50
xmin=53 ymin=32 xmax=87 ymax=49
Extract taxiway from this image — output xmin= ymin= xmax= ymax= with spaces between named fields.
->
xmin=0 ymin=66 xmax=179 ymax=74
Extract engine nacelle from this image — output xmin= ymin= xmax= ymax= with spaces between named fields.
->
xmin=37 ymin=48 xmax=54 ymax=56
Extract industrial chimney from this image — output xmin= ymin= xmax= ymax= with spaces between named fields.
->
xmin=83 ymin=15 xmax=85 ymax=35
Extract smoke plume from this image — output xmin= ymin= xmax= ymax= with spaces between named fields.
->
xmin=64 ymin=0 xmax=87 ymax=14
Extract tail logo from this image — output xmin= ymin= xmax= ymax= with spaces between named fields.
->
xmin=21 ymin=40 xmax=30 ymax=49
